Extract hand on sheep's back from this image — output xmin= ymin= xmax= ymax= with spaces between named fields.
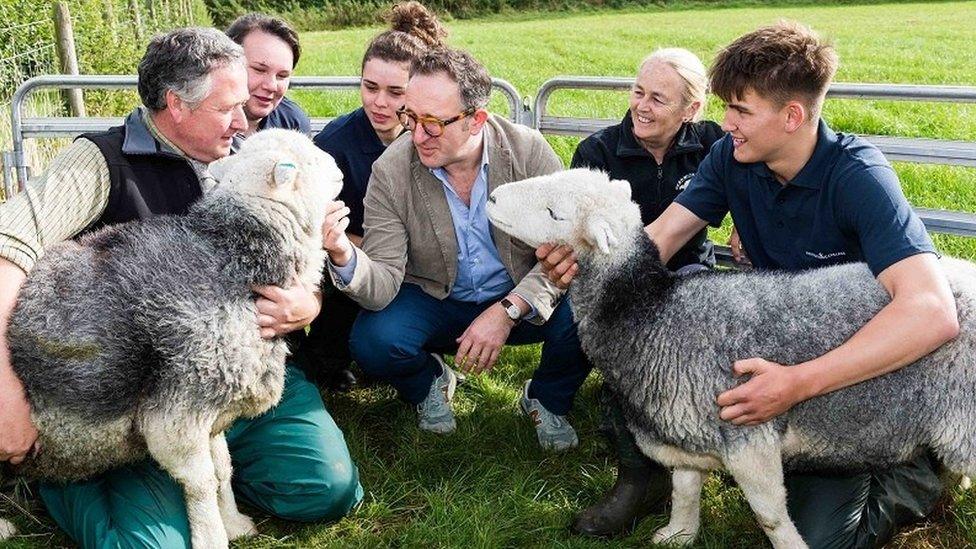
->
xmin=536 ymin=243 xmax=578 ymax=289
xmin=322 ymin=200 xmax=354 ymax=267
xmin=716 ymin=358 xmax=805 ymax=425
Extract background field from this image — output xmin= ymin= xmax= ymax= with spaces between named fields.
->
xmin=3 ymin=1 xmax=976 ymax=547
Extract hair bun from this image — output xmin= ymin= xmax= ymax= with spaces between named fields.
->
xmin=387 ymin=1 xmax=447 ymax=48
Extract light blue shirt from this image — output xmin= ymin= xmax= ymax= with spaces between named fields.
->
xmin=431 ymin=140 xmax=514 ymax=303
xmin=332 ymin=136 xmax=535 ymax=315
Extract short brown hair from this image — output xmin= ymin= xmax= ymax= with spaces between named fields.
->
xmin=709 ymin=21 xmax=837 ymax=117
xmin=226 ymin=13 xmax=301 ymax=68
xmin=410 ymin=48 xmax=491 ymax=111
xmin=363 ymin=2 xmax=447 ymax=70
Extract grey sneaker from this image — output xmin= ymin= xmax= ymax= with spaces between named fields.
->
xmin=520 ymin=381 xmax=579 ymax=451
xmin=417 ymin=354 xmax=457 ymax=434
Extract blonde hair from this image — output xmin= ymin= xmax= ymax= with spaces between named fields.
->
xmin=639 ymin=48 xmax=708 ymax=122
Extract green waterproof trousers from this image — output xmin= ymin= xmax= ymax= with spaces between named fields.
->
xmin=37 ymin=364 xmax=363 ymax=549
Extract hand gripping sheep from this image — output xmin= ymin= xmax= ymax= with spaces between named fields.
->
xmin=486 ymin=168 xmax=976 ymax=548
xmin=0 ymin=129 xmax=341 ymax=548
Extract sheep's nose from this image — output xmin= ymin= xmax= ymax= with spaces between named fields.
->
xmin=487 ymin=194 xmax=496 ymax=204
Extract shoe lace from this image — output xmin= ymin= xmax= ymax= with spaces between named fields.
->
xmin=419 ymin=379 xmax=449 ymax=417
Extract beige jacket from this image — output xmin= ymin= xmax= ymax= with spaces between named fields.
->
xmin=332 ymin=114 xmax=565 ymax=323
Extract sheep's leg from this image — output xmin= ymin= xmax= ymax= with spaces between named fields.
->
xmin=144 ymin=419 xmax=228 ymax=549
xmin=0 ymin=517 xmax=15 ymax=540
xmin=724 ymin=445 xmax=807 ymax=549
xmin=0 ymin=468 xmax=14 ymax=540
xmin=651 ymin=468 xmax=704 ymax=546
xmin=210 ymin=433 xmax=257 ymax=540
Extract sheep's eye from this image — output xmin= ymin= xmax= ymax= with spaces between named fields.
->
xmin=547 ymin=207 xmax=565 ymax=221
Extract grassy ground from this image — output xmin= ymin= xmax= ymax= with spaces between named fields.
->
xmin=4 ymin=1 xmax=976 ymax=547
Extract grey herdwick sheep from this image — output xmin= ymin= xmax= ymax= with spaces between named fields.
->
xmin=0 ymin=129 xmax=341 ymax=548
xmin=486 ymin=168 xmax=976 ymax=548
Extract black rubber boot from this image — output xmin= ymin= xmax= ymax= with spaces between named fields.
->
xmin=318 ymin=361 xmax=359 ymax=393
xmin=572 ymin=384 xmax=671 ymax=538
xmin=572 ymin=460 xmax=671 ymax=538
xmin=301 ymin=286 xmax=361 ymax=392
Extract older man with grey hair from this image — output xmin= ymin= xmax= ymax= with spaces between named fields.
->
xmin=0 ymin=27 xmax=361 ymax=547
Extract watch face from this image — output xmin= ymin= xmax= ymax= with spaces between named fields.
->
xmin=501 ymin=299 xmax=520 ymax=320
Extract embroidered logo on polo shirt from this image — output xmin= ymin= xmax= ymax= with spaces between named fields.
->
xmin=676 ymin=173 xmax=695 ymax=191
xmin=805 ymin=251 xmax=847 ymax=260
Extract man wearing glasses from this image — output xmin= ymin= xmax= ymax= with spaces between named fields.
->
xmin=320 ymin=47 xmax=591 ymax=451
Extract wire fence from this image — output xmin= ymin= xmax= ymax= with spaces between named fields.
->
xmin=0 ymin=0 xmax=208 ymax=201
xmin=0 ymin=15 xmax=65 ymax=201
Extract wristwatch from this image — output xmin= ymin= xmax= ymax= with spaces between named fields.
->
xmin=499 ymin=297 xmax=522 ymax=323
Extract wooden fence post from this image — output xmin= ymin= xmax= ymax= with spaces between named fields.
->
xmin=53 ymin=1 xmax=86 ymax=117
xmin=102 ymin=0 xmax=117 ymax=28
xmin=129 ymin=0 xmax=143 ymax=41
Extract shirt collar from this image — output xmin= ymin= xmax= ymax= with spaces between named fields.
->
xmin=746 ymin=119 xmax=837 ymax=189
xmin=429 ymin=132 xmax=490 ymax=183
xmin=787 ymin=119 xmax=837 ymax=189
xmin=126 ymin=107 xmax=213 ymax=186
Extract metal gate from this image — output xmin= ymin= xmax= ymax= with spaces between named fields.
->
xmin=533 ymin=77 xmax=976 ymax=244
xmin=6 ymin=74 xmax=976 ymax=244
xmin=4 ymin=74 xmax=526 ymax=195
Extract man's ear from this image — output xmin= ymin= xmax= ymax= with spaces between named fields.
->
xmin=165 ymin=90 xmax=187 ymax=124
xmin=683 ymin=100 xmax=702 ymax=123
xmin=469 ymin=108 xmax=489 ymax=135
xmin=584 ymin=216 xmax=619 ymax=254
xmin=784 ymin=101 xmax=807 ymax=133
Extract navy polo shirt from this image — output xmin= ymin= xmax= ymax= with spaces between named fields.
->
xmin=675 ymin=119 xmax=936 ymax=275
xmin=259 ymin=96 xmax=311 ymax=134
xmin=313 ymin=108 xmax=387 ymax=236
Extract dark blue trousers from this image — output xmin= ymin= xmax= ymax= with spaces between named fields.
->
xmin=349 ymin=284 xmax=592 ymax=415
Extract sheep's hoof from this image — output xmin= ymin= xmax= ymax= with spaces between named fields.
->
xmin=652 ymin=523 xmax=697 ymax=546
xmin=0 ymin=518 xmax=17 ymax=540
xmin=223 ymin=510 xmax=258 ymax=540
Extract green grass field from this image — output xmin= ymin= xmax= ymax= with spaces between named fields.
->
xmin=4 ymin=1 xmax=976 ymax=547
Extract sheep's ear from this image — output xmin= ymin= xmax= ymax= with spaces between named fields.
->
xmin=273 ymin=161 xmax=299 ymax=188
xmin=208 ymin=155 xmax=236 ymax=181
xmin=608 ymin=178 xmax=632 ymax=202
xmin=586 ymin=217 xmax=619 ymax=254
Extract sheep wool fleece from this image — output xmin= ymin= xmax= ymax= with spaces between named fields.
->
xmin=675 ymin=118 xmax=943 ymax=548
xmin=29 ymin=112 xmax=362 ymax=548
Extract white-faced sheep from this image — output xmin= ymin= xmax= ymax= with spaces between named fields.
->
xmin=0 ymin=129 xmax=342 ymax=548
xmin=486 ymin=168 xmax=976 ymax=549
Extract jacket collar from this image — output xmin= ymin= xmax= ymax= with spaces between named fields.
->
xmin=122 ymin=107 xmax=210 ymax=184
xmin=616 ymin=111 xmax=705 ymax=159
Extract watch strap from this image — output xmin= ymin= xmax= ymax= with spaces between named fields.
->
xmin=500 ymin=297 xmax=522 ymax=322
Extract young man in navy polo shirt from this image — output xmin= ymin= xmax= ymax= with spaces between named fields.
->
xmin=543 ymin=21 xmax=959 ymax=547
